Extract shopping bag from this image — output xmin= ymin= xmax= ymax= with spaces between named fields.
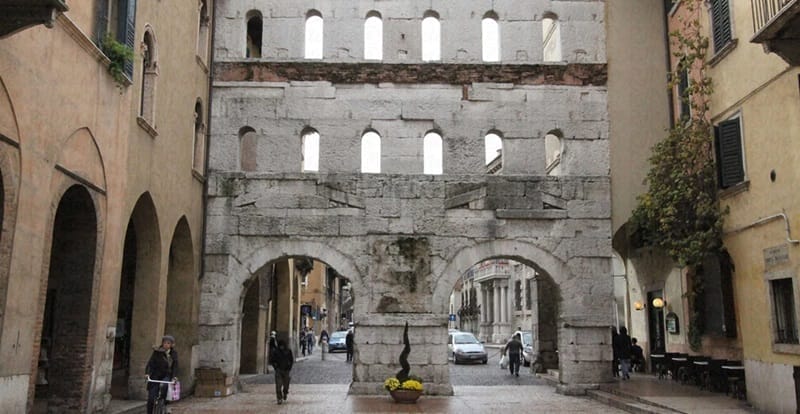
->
xmin=167 ymin=380 xmax=181 ymax=401
xmin=499 ymin=354 xmax=509 ymax=369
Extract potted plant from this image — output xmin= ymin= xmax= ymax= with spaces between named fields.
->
xmin=385 ymin=322 xmax=424 ymax=403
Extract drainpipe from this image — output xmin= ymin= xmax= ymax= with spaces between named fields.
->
xmin=199 ymin=0 xmax=217 ymax=282
xmin=725 ymin=212 xmax=800 ymax=244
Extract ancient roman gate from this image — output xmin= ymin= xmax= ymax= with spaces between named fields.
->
xmin=201 ymin=0 xmax=612 ymax=395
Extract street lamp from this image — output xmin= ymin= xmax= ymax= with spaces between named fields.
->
xmin=652 ymin=298 xmax=665 ymax=309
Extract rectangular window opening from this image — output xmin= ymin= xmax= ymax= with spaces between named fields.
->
xmin=772 ymin=278 xmax=799 ymax=344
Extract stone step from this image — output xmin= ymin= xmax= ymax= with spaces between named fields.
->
xmin=598 ymin=384 xmax=690 ymax=413
xmin=588 ymin=390 xmax=684 ymax=414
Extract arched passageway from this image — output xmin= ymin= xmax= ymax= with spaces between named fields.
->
xmin=35 ymin=185 xmax=98 ymax=411
xmin=165 ymin=217 xmax=197 ymax=390
xmin=112 ymin=193 xmax=161 ymax=400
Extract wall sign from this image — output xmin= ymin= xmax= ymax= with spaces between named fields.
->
xmin=665 ymin=312 xmax=679 ymax=334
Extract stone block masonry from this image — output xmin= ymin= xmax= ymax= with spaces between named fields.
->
xmin=205 ymin=0 xmax=612 ymax=397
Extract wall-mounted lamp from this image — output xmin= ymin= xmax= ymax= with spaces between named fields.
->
xmin=652 ymin=298 xmax=666 ymax=309
xmin=633 ymin=301 xmax=644 ymax=311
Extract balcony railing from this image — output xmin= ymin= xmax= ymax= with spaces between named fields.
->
xmin=751 ymin=0 xmax=800 ymax=65
xmin=473 ymin=261 xmax=512 ymax=280
xmin=752 ymin=0 xmax=793 ymax=32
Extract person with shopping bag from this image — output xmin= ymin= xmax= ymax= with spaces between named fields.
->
xmin=145 ymin=335 xmax=179 ymax=414
xmin=503 ymin=333 xmax=524 ymax=376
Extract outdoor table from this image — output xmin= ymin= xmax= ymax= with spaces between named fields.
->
xmin=650 ymin=354 xmax=666 ymax=378
xmin=722 ymin=365 xmax=746 ymax=400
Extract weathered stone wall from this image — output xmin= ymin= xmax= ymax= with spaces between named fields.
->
xmin=214 ymin=0 xmax=606 ymax=64
xmin=205 ymin=0 xmax=612 ymax=396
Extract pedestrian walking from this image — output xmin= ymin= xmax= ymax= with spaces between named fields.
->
xmin=631 ymin=337 xmax=645 ymax=372
xmin=318 ymin=329 xmax=329 ymax=346
xmin=267 ymin=331 xmax=277 ymax=373
xmin=345 ymin=329 xmax=354 ymax=362
xmin=306 ymin=329 xmax=314 ymax=355
xmin=617 ymin=327 xmax=633 ymax=380
xmin=269 ymin=339 xmax=294 ymax=405
xmin=504 ymin=333 xmax=524 ymax=376
xmin=299 ymin=328 xmax=307 ymax=356
xmin=145 ymin=335 xmax=179 ymax=414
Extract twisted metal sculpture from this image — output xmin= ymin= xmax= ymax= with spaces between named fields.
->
xmin=396 ymin=321 xmax=411 ymax=382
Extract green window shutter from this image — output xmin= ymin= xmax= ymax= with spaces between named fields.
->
xmin=715 ymin=118 xmax=744 ymax=188
xmin=711 ymin=0 xmax=732 ymax=53
xmin=118 ymin=0 xmax=137 ymax=77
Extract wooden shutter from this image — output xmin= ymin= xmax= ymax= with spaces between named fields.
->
xmin=679 ymin=66 xmax=690 ymax=120
xmin=711 ymin=0 xmax=732 ymax=53
xmin=94 ymin=0 xmax=109 ymax=45
xmin=715 ymin=118 xmax=744 ymax=188
xmin=120 ymin=0 xmax=137 ymax=77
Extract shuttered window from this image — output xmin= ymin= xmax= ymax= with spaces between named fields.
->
xmin=678 ymin=65 xmax=690 ymax=120
xmin=710 ymin=0 xmax=732 ymax=53
xmin=714 ymin=117 xmax=745 ymax=188
xmin=121 ymin=0 xmax=137 ymax=77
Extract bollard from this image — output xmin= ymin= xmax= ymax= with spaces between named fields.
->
xmin=321 ymin=339 xmax=328 ymax=361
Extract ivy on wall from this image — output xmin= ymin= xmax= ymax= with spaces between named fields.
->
xmin=629 ymin=0 xmax=725 ymax=351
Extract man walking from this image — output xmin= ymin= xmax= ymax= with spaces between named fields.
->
xmin=504 ymin=333 xmax=524 ymax=376
xmin=345 ymin=329 xmax=354 ymax=362
xmin=269 ymin=339 xmax=294 ymax=405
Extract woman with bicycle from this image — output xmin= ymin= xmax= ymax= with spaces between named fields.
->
xmin=146 ymin=335 xmax=179 ymax=414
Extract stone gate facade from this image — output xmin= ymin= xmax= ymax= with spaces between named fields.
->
xmin=202 ymin=0 xmax=612 ymax=395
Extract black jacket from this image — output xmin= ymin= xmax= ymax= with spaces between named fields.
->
xmin=615 ymin=334 xmax=632 ymax=359
xmin=504 ymin=338 xmax=524 ymax=356
xmin=270 ymin=345 xmax=294 ymax=371
xmin=146 ymin=347 xmax=178 ymax=379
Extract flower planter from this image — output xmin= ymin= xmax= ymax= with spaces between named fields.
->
xmin=389 ymin=389 xmax=422 ymax=404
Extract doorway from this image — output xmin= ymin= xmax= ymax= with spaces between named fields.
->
xmin=647 ymin=290 xmax=666 ymax=353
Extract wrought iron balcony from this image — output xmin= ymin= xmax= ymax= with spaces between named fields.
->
xmin=751 ymin=0 xmax=800 ymax=65
xmin=0 ymin=0 xmax=68 ymax=38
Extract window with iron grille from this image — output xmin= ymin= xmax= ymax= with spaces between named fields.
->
xmin=515 ymin=281 xmax=522 ymax=311
xmin=525 ymin=279 xmax=532 ymax=310
xmin=714 ymin=116 xmax=745 ymax=188
xmin=710 ymin=0 xmax=732 ymax=54
xmin=771 ymin=278 xmax=798 ymax=344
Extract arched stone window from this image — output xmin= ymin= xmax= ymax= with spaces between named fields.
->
xmin=421 ymin=11 xmax=440 ymax=62
xmin=544 ymin=130 xmax=563 ymax=175
xmin=364 ymin=11 xmax=383 ymax=60
xmin=301 ymin=128 xmax=320 ymax=172
xmin=193 ymin=100 xmax=205 ymax=173
xmin=361 ymin=130 xmax=381 ymax=173
xmin=423 ymin=131 xmax=443 ymax=175
xmin=484 ymin=132 xmax=503 ymax=170
xmin=246 ymin=10 xmax=262 ymax=58
xmin=305 ymin=10 xmax=323 ymax=59
xmin=482 ymin=11 xmax=500 ymax=62
xmin=239 ymin=126 xmax=257 ymax=172
xmin=197 ymin=0 xmax=210 ymax=61
xmin=542 ymin=14 xmax=562 ymax=62
xmin=140 ymin=27 xmax=158 ymax=129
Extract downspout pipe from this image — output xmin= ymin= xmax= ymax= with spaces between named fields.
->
xmin=199 ymin=0 xmax=217 ymax=281
xmin=725 ymin=212 xmax=800 ymax=244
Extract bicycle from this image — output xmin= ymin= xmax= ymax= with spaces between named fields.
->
xmin=146 ymin=375 xmax=175 ymax=414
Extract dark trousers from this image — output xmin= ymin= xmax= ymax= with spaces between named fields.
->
xmin=346 ymin=346 xmax=353 ymax=362
xmin=146 ymin=377 xmax=169 ymax=414
xmin=275 ymin=369 xmax=291 ymax=400
xmin=509 ymin=353 xmax=521 ymax=375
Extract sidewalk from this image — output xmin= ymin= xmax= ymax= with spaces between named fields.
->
xmin=585 ymin=373 xmax=760 ymax=414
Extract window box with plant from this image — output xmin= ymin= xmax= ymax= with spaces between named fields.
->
xmin=101 ymin=34 xmax=134 ymax=86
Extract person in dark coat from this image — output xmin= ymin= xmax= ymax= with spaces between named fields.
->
xmin=611 ymin=326 xmax=620 ymax=377
xmin=299 ymin=328 xmax=308 ymax=356
xmin=631 ymin=337 xmax=645 ymax=372
xmin=504 ymin=333 xmax=524 ymax=376
xmin=145 ymin=335 xmax=178 ymax=414
xmin=345 ymin=329 xmax=354 ymax=362
xmin=269 ymin=339 xmax=294 ymax=404
xmin=306 ymin=329 xmax=314 ymax=355
xmin=318 ymin=329 xmax=329 ymax=346
xmin=617 ymin=327 xmax=633 ymax=380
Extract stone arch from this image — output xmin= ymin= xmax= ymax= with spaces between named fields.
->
xmin=35 ymin=185 xmax=99 ymax=411
xmin=113 ymin=192 xmax=162 ymax=399
xmin=0 ymin=76 xmax=20 ymax=142
xmin=245 ymin=9 xmax=263 ymax=58
xmin=433 ymin=240 xmax=571 ymax=315
xmin=57 ymin=127 xmax=107 ymax=193
xmin=421 ymin=10 xmax=441 ymax=61
xmin=239 ymin=126 xmax=257 ymax=172
xmin=198 ymin=241 xmax=364 ymax=377
xmin=481 ymin=11 xmax=500 ymax=62
xmin=165 ymin=216 xmax=197 ymax=390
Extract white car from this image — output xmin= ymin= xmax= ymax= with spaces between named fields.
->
xmin=448 ymin=332 xmax=488 ymax=364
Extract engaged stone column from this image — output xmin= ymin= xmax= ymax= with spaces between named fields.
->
xmin=500 ymin=283 xmax=508 ymax=323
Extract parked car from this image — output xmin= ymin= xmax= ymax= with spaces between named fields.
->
xmin=327 ymin=330 xmax=348 ymax=352
xmin=513 ymin=330 xmax=534 ymax=366
xmin=448 ymin=331 xmax=487 ymax=364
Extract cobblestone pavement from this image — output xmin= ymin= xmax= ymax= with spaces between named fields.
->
xmin=243 ymin=346 xmax=547 ymax=386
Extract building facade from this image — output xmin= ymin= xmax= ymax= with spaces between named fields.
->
xmin=204 ymin=0 xmax=613 ymax=396
xmin=0 ymin=0 xmax=211 ymax=411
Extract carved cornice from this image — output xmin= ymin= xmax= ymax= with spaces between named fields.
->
xmin=0 ymin=1 xmax=68 ymax=38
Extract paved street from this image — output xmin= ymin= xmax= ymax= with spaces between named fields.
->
xmin=242 ymin=345 xmax=547 ymax=386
